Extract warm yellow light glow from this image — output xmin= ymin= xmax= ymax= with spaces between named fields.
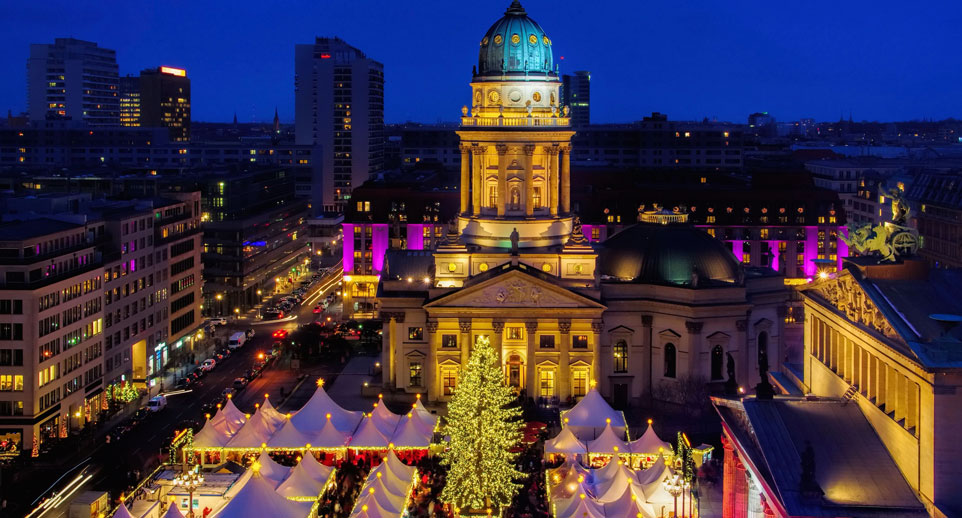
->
xmin=160 ymin=66 xmax=186 ymax=77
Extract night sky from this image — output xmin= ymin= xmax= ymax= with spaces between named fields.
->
xmin=3 ymin=0 xmax=962 ymax=124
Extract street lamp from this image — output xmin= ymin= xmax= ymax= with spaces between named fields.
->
xmin=663 ymin=473 xmax=687 ymax=518
xmin=172 ymin=464 xmax=204 ymax=518
xmin=234 ymin=308 xmax=240 ymax=319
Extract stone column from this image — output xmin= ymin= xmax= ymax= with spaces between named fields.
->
xmin=426 ymin=320 xmax=438 ymax=400
xmin=591 ymin=321 xmax=603 ymax=388
xmin=525 ymin=321 xmax=540 ymax=394
xmin=685 ymin=321 xmax=704 ymax=380
xmin=722 ymin=435 xmax=736 ymax=518
xmin=471 ymin=146 xmax=483 ymax=216
xmin=459 ymin=145 xmax=470 ymax=214
xmin=524 ymin=145 xmax=535 ymax=216
xmin=496 ymin=144 xmax=508 ymax=217
xmin=385 ymin=312 xmax=404 ymax=388
xmin=549 ymin=146 xmax=560 ymax=216
xmin=492 ymin=319 xmax=505 ymax=366
xmin=459 ymin=319 xmax=472 ymax=369
xmin=736 ymin=318 xmax=749 ymax=388
xmin=734 ymin=458 xmax=749 ymax=518
xmin=559 ymin=319 xmax=571 ymax=399
xmin=747 ymin=472 xmax=763 ymax=518
xmin=560 ymin=144 xmax=571 ymax=214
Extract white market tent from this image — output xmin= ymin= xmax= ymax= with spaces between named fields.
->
xmin=268 ymin=417 xmax=317 ymax=449
xmin=161 ymin=502 xmax=186 ymax=518
xmin=276 ymin=453 xmax=336 ymax=501
xmin=599 ymin=485 xmax=656 ymax=518
xmin=113 ymin=503 xmax=136 ymax=518
xmin=214 ymin=399 xmax=249 ymax=436
xmin=290 ymin=382 xmax=363 ymax=435
xmin=212 ymin=466 xmax=312 ymax=518
xmin=591 ymin=461 xmax=646 ymax=504
xmin=194 ymin=418 xmax=232 ymax=449
xmin=628 ymin=422 xmax=672 ymax=456
xmin=349 ymin=451 xmax=417 ymax=518
xmin=369 ymin=399 xmax=402 ymax=437
xmin=586 ymin=423 xmax=629 ymax=457
xmin=548 ymin=453 xmax=671 ymax=518
xmin=636 ymin=458 xmax=675 ymax=507
xmin=349 ymin=415 xmax=391 ymax=450
xmin=312 ymin=415 xmax=351 ymax=449
xmin=411 ymin=396 xmax=438 ymax=432
xmin=554 ymin=494 xmax=605 ymax=518
xmin=561 ymin=389 xmax=627 ymax=441
xmin=389 ymin=414 xmax=432 ymax=449
xmin=544 ymin=426 xmax=587 ymax=457
xmin=254 ymin=450 xmax=291 ymax=489
xmin=226 ymin=404 xmax=285 ymax=449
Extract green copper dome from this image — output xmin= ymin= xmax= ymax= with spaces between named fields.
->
xmin=477 ymin=1 xmax=556 ymax=80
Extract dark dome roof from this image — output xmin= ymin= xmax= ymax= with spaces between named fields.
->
xmin=476 ymin=1 xmax=556 ymax=80
xmin=598 ymin=223 xmax=742 ymax=286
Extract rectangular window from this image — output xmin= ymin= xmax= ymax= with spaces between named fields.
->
xmin=613 ymin=341 xmax=628 ymax=373
xmin=441 ymin=334 xmax=458 ymax=348
xmin=442 ymin=368 xmax=458 ymax=396
xmin=539 ymin=369 xmax=555 ymax=398
xmin=488 ymin=186 xmax=497 ymax=208
xmin=572 ymin=335 xmax=588 ymax=349
xmin=506 ymin=326 xmax=524 ymax=341
xmin=539 ymin=335 xmax=555 ymax=349
xmin=409 ymin=362 xmax=423 ymax=387
xmin=572 ymin=370 xmax=588 ymax=397
xmin=407 ymin=327 xmax=424 ymax=341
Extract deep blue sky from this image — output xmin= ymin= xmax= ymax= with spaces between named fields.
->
xmin=3 ymin=1 xmax=962 ymax=124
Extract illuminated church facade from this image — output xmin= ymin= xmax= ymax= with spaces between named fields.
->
xmin=377 ymin=1 xmax=790 ymax=406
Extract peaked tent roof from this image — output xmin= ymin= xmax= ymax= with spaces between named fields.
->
xmin=351 ymin=489 xmax=397 ymax=518
xmin=637 ymin=460 xmax=675 ymax=506
xmin=162 ymin=502 xmax=186 ymax=518
xmin=586 ymin=423 xmax=629 ymax=456
xmin=290 ymin=383 xmax=363 ymax=434
xmin=212 ymin=468 xmax=312 ymax=518
xmin=382 ymin=449 xmax=417 ymax=480
xmin=562 ymin=389 xmax=626 ymax=441
xmin=601 ymin=484 xmax=656 ymax=518
xmin=634 ymin=453 xmax=669 ymax=487
xmin=349 ymin=416 xmax=391 ymax=449
xmin=312 ymin=415 xmax=351 ymax=448
xmin=226 ymin=405 xmax=280 ymax=449
xmin=257 ymin=397 xmax=288 ymax=431
xmin=411 ymin=398 xmax=439 ymax=431
xmin=554 ymin=494 xmax=605 ymax=518
xmin=193 ymin=417 xmax=232 ymax=448
xmin=389 ymin=414 xmax=432 ymax=449
xmin=629 ymin=423 xmax=672 ymax=455
xmin=216 ymin=399 xmax=249 ymax=436
xmin=255 ymin=450 xmax=291 ymax=489
xmin=276 ymin=454 xmax=333 ymax=500
xmin=267 ymin=417 xmax=316 ymax=449
xmin=113 ymin=503 xmax=136 ymax=518
xmin=545 ymin=426 xmax=587 ymax=455
xmin=591 ymin=462 xmax=645 ymax=504
xmin=369 ymin=401 xmax=402 ymax=437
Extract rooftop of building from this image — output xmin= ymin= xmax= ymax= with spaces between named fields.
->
xmin=0 ymin=217 xmax=86 ymax=241
xmin=714 ymin=396 xmax=926 ymax=518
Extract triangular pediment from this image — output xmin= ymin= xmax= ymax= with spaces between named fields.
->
xmin=425 ymin=269 xmax=605 ymax=310
xmin=658 ymin=328 xmax=681 ymax=339
xmin=608 ymin=325 xmax=635 ymax=335
xmin=803 ymin=270 xmax=900 ymax=342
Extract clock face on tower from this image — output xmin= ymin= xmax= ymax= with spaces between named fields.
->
xmin=488 ymin=90 xmax=501 ymax=104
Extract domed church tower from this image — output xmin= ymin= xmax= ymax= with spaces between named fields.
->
xmin=436 ymin=0 xmax=595 ymax=287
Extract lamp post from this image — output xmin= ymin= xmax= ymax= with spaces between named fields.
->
xmin=172 ymin=464 xmax=204 ymax=518
xmin=664 ymin=473 xmax=685 ymax=517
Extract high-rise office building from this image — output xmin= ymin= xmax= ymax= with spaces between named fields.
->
xmin=26 ymin=38 xmax=119 ymax=126
xmin=119 ymin=75 xmax=141 ymax=127
xmin=139 ymin=67 xmax=191 ymax=142
xmin=295 ymin=37 xmax=384 ymax=212
xmin=562 ymin=70 xmax=590 ymax=126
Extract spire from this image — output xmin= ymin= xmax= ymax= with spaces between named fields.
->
xmin=273 ymin=107 xmax=280 ymax=133
xmin=233 ymin=112 xmax=238 ymax=126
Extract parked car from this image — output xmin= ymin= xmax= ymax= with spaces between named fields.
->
xmin=201 ymin=358 xmax=217 ymax=371
xmin=228 ymin=332 xmax=247 ymax=349
xmin=147 ymin=395 xmax=167 ymax=412
xmin=272 ymin=329 xmax=288 ymax=339
xmin=208 ymin=317 xmax=228 ymax=326
xmin=232 ymin=377 xmax=248 ymax=391
xmin=245 ymin=368 xmax=259 ymax=381
xmin=313 ymin=305 xmax=322 ymax=314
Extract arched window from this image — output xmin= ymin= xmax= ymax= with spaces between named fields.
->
xmin=664 ymin=343 xmax=676 ymax=379
xmin=613 ymin=340 xmax=628 ymax=373
xmin=711 ymin=344 xmax=724 ymax=380
xmin=758 ymin=331 xmax=769 ymax=371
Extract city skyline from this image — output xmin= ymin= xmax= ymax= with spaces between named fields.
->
xmin=3 ymin=0 xmax=962 ymax=124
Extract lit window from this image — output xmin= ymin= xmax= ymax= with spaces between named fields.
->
xmin=407 ymin=327 xmax=423 ymax=341
xmin=409 ymin=362 xmax=422 ymax=387
xmin=613 ymin=341 xmax=628 ymax=373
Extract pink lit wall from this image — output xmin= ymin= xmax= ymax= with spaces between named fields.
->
xmin=372 ymin=224 xmax=389 ymax=273
xmin=804 ymin=226 xmax=818 ymax=277
xmin=837 ymin=226 xmax=849 ymax=271
xmin=342 ymin=224 xmax=355 ymax=273
xmin=407 ymin=224 xmax=425 ymax=251
xmin=768 ymin=241 xmax=779 ymax=272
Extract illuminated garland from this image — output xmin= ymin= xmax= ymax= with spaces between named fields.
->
xmin=440 ymin=335 xmax=523 ymax=515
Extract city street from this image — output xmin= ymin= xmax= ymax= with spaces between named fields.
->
xmin=20 ymin=268 xmax=346 ymax=518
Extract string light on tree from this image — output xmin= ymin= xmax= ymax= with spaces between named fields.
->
xmin=440 ymin=335 xmax=523 ymax=517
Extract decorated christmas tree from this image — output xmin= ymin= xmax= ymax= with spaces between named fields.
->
xmin=440 ymin=335 xmax=523 ymax=516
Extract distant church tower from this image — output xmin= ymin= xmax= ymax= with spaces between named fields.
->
xmin=435 ymin=0 xmax=594 ymax=287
